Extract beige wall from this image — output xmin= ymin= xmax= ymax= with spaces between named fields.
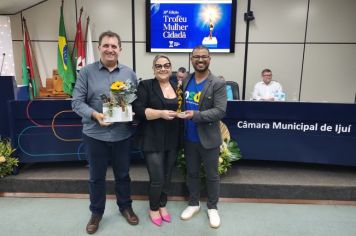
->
xmin=7 ymin=0 xmax=356 ymax=103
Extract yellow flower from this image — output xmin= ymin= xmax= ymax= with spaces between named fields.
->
xmin=111 ymin=81 xmax=125 ymax=91
xmin=219 ymin=157 xmax=223 ymax=164
xmin=0 ymin=155 xmax=5 ymax=163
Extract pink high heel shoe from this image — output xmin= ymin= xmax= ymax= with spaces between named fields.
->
xmin=159 ymin=208 xmax=171 ymax=223
xmin=160 ymin=213 xmax=171 ymax=223
xmin=149 ymin=211 xmax=162 ymax=226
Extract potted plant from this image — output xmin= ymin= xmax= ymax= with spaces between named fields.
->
xmin=0 ymin=138 xmax=19 ymax=178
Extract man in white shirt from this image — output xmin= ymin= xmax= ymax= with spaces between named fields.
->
xmin=252 ymin=68 xmax=283 ymax=101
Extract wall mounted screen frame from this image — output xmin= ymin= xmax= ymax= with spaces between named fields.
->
xmin=146 ymin=0 xmax=237 ymax=53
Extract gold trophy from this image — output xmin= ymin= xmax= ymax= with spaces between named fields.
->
xmin=209 ymin=18 xmax=214 ymax=39
xmin=176 ymin=83 xmax=187 ymax=118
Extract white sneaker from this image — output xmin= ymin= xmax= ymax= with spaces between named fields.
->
xmin=207 ymin=209 xmax=221 ymax=228
xmin=180 ymin=205 xmax=200 ymax=220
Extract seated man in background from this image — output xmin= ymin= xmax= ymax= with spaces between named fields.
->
xmin=170 ymin=67 xmax=187 ymax=86
xmin=176 ymin=67 xmax=187 ymax=85
xmin=252 ymin=68 xmax=284 ymax=101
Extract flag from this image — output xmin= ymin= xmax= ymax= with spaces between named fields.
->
xmin=85 ymin=19 xmax=95 ymax=65
xmin=21 ymin=43 xmax=33 ymax=99
xmin=73 ymin=13 xmax=85 ymax=72
xmin=57 ymin=4 xmax=76 ymax=95
xmin=21 ymin=19 xmax=38 ymax=99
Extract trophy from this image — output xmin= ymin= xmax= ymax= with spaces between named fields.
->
xmin=209 ymin=18 xmax=214 ymax=39
xmin=202 ymin=7 xmax=220 ymax=48
xmin=176 ymin=83 xmax=187 ymax=118
xmin=102 ymin=80 xmax=137 ymax=122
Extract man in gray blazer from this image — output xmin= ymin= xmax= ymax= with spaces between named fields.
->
xmin=179 ymin=45 xmax=227 ymax=228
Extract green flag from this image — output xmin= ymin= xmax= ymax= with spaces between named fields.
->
xmin=21 ymin=45 xmax=33 ymax=100
xmin=57 ymin=5 xmax=76 ymax=95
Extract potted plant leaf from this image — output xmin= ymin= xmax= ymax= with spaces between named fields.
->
xmin=0 ymin=138 xmax=19 ymax=178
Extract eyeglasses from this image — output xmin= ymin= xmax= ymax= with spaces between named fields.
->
xmin=262 ymin=74 xmax=272 ymax=77
xmin=192 ymin=55 xmax=210 ymax=60
xmin=154 ymin=63 xmax=171 ymax=70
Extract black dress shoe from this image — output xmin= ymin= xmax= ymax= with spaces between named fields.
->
xmin=121 ymin=207 xmax=139 ymax=225
xmin=86 ymin=214 xmax=102 ymax=234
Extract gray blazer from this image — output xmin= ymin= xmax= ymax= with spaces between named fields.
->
xmin=183 ymin=72 xmax=227 ymax=149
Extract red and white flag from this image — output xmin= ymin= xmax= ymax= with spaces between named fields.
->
xmin=85 ymin=18 xmax=95 ymax=65
xmin=22 ymin=18 xmax=42 ymax=98
xmin=73 ymin=13 xmax=85 ymax=72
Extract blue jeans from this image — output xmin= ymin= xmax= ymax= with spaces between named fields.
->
xmin=83 ymin=134 xmax=132 ymax=215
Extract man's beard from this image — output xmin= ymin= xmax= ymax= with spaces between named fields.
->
xmin=193 ymin=62 xmax=209 ymax=73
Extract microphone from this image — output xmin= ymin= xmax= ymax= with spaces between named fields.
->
xmin=0 ymin=53 xmax=5 ymax=76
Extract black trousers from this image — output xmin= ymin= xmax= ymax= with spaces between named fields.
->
xmin=185 ymin=141 xmax=220 ymax=209
xmin=144 ymin=150 xmax=177 ymax=211
xmin=83 ymin=134 xmax=132 ymax=215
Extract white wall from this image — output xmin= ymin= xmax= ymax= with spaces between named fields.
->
xmin=302 ymin=0 xmax=356 ymax=103
xmin=0 ymin=16 xmax=15 ymax=76
xmin=6 ymin=0 xmax=356 ymax=103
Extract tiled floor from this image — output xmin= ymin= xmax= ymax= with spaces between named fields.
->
xmin=1 ymin=197 xmax=356 ymax=236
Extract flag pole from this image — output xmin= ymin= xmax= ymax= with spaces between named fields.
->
xmin=79 ymin=7 xmax=83 ymax=19
xmin=85 ymin=16 xmax=90 ymax=46
xmin=71 ymin=7 xmax=83 ymax=59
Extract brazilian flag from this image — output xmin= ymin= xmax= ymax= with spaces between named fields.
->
xmin=57 ymin=4 xmax=75 ymax=95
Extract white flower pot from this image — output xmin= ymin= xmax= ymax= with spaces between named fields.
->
xmin=103 ymin=104 xmax=133 ymax=122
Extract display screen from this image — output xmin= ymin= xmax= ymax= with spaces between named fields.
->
xmin=146 ymin=0 xmax=237 ymax=53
